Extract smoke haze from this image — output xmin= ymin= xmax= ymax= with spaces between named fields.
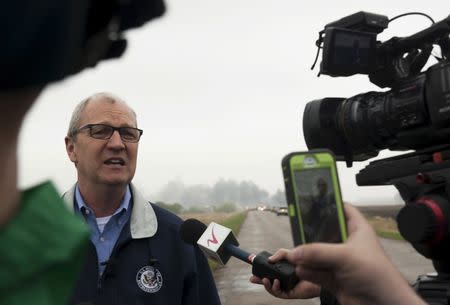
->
xmin=154 ymin=178 xmax=286 ymax=208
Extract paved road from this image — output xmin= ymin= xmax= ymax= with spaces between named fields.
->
xmin=213 ymin=210 xmax=434 ymax=305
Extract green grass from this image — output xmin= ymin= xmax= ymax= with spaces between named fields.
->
xmin=365 ymin=216 xmax=404 ymax=241
xmin=375 ymin=230 xmax=404 ymax=240
xmin=221 ymin=210 xmax=248 ymax=236
xmin=207 ymin=210 xmax=248 ymax=271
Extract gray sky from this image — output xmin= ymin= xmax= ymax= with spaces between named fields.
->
xmin=18 ymin=0 xmax=448 ymax=204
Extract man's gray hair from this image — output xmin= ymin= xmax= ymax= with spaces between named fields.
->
xmin=67 ymin=92 xmax=137 ymax=138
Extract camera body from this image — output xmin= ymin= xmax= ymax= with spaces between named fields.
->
xmin=305 ymin=11 xmax=450 ymax=165
xmin=304 ymin=60 xmax=450 ymax=163
xmin=304 ymin=11 xmax=450 ymax=304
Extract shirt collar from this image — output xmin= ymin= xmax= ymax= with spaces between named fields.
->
xmin=63 ymin=183 xmax=157 ymax=239
xmin=75 ymin=184 xmax=131 ymax=217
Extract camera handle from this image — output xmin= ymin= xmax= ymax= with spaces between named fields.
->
xmin=413 ymin=272 xmax=450 ymax=304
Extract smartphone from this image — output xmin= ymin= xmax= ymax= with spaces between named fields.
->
xmin=282 ymin=150 xmax=347 ymax=245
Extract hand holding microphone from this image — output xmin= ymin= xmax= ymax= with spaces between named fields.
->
xmin=179 ymin=218 xmax=299 ymax=292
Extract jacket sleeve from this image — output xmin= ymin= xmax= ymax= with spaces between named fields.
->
xmin=182 ymin=246 xmax=221 ymax=305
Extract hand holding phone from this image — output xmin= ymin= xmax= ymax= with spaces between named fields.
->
xmin=282 ymin=150 xmax=347 ymax=245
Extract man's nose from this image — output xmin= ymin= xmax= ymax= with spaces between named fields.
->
xmin=107 ymin=130 xmax=125 ymax=148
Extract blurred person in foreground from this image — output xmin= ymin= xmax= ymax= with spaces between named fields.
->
xmin=63 ymin=93 xmax=220 ymax=305
xmin=250 ymin=204 xmax=427 ymax=305
xmin=0 ymin=1 xmax=165 ymax=305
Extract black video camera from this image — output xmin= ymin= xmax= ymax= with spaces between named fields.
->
xmin=303 ymin=11 xmax=450 ymax=304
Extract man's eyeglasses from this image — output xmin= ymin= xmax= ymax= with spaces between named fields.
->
xmin=74 ymin=124 xmax=143 ymax=143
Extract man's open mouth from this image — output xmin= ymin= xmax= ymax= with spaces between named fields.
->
xmin=104 ymin=158 xmax=125 ymax=166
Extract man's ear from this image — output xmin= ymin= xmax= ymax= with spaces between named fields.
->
xmin=65 ymin=136 xmax=77 ymax=164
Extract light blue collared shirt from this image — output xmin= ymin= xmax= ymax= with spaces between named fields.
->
xmin=75 ymin=185 xmax=132 ymax=276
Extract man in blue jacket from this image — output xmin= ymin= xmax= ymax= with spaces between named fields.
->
xmin=63 ymin=92 xmax=221 ymax=305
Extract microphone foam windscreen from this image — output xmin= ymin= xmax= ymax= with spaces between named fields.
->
xmin=179 ymin=218 xmax=207 ymax=245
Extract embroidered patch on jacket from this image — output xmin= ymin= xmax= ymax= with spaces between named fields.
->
xmin=136 ymin=266 xmax=163 ymax=293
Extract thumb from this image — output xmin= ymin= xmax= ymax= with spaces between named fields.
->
xmin=287 ymin=243 xmax=347 ymax=270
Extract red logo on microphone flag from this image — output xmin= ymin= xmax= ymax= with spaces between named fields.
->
xmin=207 ymin=225 xmax=219 ymax=246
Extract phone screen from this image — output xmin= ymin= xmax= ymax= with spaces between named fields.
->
xmin=293 ymin=167 xmax=342 ymax=243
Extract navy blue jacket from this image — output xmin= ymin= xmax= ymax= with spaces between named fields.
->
xmin=63 ymin=184 xmax=221 ymax=305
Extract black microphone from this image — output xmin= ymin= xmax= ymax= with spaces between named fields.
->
xmin=180 ymin=218 xmax=299 ymax=291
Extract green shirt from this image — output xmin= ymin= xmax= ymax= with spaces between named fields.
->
xmin=0 ymin=182 xmax=89 ymax=305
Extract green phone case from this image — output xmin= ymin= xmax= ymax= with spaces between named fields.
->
xmin=282 ymin=149 xmax=347 ymax=245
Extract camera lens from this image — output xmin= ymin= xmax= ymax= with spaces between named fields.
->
xmin=303 ymin=98 xmax=347 ymax=159
xmin=303 ymin=96 xmax=381 ymax=162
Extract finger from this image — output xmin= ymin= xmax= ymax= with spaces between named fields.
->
xmin=249 ymin=275 xmax=263 ymax=284
xmin=268 ymin=248 xmax=290 ymax=262
xmin=271 ymin=278 xmax=282 ymax=294
xmin=344 ymin=204 xmax=370 ymax=232
xmin=262 ymin=278 xmax=273 ymax=292
xmin=261 ymin=278 xmax=286 ymax=298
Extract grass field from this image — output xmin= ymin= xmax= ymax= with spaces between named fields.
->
xmin=358 ymin=206 xmax=404 ymax=240
xmin=366 ymin=216 xmax=403 ymax=240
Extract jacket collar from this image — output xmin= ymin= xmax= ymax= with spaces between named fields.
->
xmin=62 ymin=183 xmax=157 ymax=239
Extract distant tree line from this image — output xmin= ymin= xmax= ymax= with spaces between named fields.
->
xmin=154 ymin=178 xmax=286 ymax=212
xmin=155 ymin=201 xmax=239 ymax=214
